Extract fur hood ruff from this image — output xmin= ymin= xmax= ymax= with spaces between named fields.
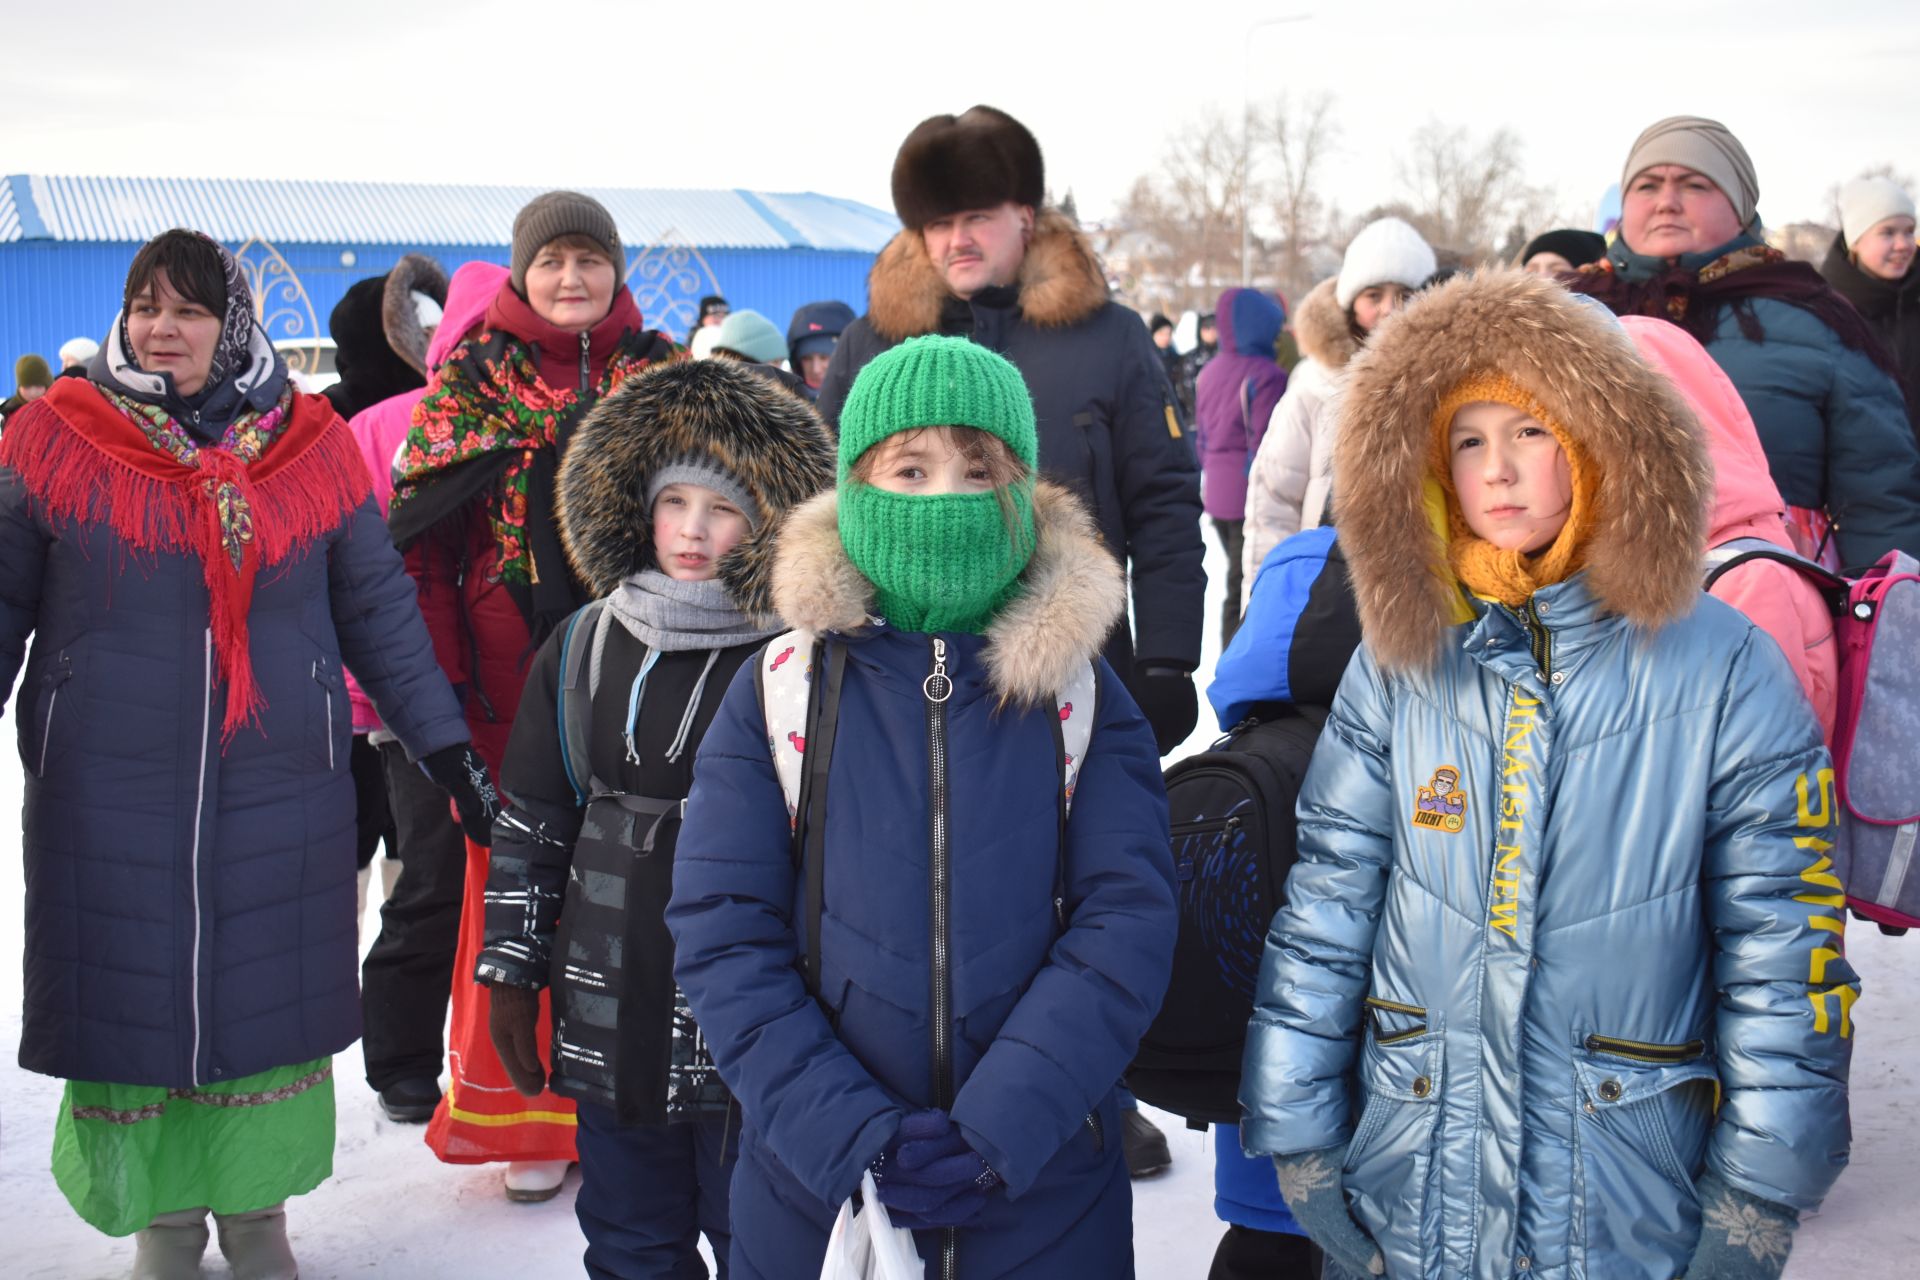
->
xmin=557 ymin=360 xmax=836 ymax=620
xmin=1292 ymin=278 xmax=1360 ymax=372
xmin=1335 ymin=270 xmax=1712 ymax=672
xmin=866 ymin=209 xmax=1110 ymax=342
xmin=771 ymin=481 xmax=1125 ymax=707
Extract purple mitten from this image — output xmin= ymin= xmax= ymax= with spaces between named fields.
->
xmin=871 ymin=1109 xmax=1002 ymax=1230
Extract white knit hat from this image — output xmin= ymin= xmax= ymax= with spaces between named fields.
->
xmin=1840 ymin=176 xmax=1916 ymax=249
xmin=1336 ymin=218 xmax=1438 ymax=309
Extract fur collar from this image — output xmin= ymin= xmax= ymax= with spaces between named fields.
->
xmin=770 ymin=481 xmax=1124 ymax=706
xmin=866 ymin=209 xmax=1110 ymax=342
xmin=1334 ymin=270 xmax=1712 ymax=672
xmin=1292 ymin=278 xmax=1359 ymax=371
xmin=381 ymin=254 xmax=449 ymax=379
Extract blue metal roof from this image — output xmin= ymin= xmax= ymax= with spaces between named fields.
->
xmin=1 ymin=175 xmax=899 ymax=251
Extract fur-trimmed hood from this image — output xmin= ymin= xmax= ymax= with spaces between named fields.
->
xmin=381 ymin=254 xmax=449 ymax=378
xmin=1292 ymin=278 xmax=1359 ymax=372
xmin=866 ymin=209 xmax=1110 ymax=342
xmin=556 ymin=359 xmax=836 ymax=621
xmin=1334 ymin=270 xmax=1712 ymax=671
xmin=770 ymin=481 xmax=1125 ymax=707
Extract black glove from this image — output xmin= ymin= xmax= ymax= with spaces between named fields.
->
xmin=487 ymin=984 xmax=546 ymax=1098
xmin=420 ymin=744 xmax=502 ymax=847
xmin=1132 ymin=664 xmax=1199 ymax=755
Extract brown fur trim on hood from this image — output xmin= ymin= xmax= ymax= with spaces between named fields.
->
xmin=1292 ymin=277 xmax=1360 ymax=371
xmin=770 ymin=481 xmax=1125 ymax=707
xmin=866 ymin=209 xmax=1110 ymax=342
xmin=382 ymin=254 xmax=450 ymax=378
xmin=556 ymin=359 xmax=836 ymax=622
xmin=1334 ymin=270 xmax=1712 ymax=672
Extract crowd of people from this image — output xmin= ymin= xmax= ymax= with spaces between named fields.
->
xmin=0 ymin=101 xmax=1912 ymax=1280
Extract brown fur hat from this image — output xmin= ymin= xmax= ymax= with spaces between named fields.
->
xmin=891 ymin=106 xmax=1045 ymax=230
xmin=557 ymin=359 xmax=836 ymax=623
xmin=771 ymin=481 xmax=1124 ymax=707
xmin=381 ymin=253 xmax=449 ymax=378
xmin=1334 ymin=269 xmax=1712 ymax=672
xmin=866 ymin=209 xmax=1107 ymax=342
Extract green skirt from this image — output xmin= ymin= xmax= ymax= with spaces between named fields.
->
xmin=52 ymin=1057 xmax=335 ymax=1236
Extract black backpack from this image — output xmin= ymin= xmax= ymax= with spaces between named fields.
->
xmin=1128 ymin=707 xmax=1326 ymax=1128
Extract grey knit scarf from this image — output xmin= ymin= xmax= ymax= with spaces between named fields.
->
xmin=606 ymin=569 xmax=780 ymax=653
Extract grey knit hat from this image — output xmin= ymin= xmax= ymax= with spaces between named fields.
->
xmin=510 ymin=190 xmax=624 ymax=293
xmin=711 ymin=309 xmax=789 ymax=364
xmin=644 ymin=456 xmax=762 ymax=529
xmin=1622 ymin=116 xmax=1760 ymax=229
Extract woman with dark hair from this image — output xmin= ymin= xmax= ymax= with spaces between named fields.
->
xmin=0 ymin=228 xmax=494 ymax=1279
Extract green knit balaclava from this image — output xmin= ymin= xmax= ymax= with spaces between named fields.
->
xmin=837 ymin=335 xmax=1039 ymax=634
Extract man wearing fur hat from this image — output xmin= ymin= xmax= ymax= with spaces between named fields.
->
xmin=817 ymin=106 xmax=1206 ymax=761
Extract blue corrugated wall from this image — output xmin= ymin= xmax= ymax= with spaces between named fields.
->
xmin=0 ymin=240 xmax=877 ymax=382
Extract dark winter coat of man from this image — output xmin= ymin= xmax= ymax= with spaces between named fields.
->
xmin=816 ymin=105 xmax=1206 ymax=754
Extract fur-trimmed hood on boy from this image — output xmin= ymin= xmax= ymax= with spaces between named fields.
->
xmin=556 ymin=359 xmax=836 ymax=621
xmin=1333 ymin=269 xmax=1714 ymax=671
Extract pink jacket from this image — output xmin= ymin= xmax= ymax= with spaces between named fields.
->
xmin=345 ymin=260 xmax=508 ymax=732
xmin=1621 ymin=315 xmax=1838 ymax=742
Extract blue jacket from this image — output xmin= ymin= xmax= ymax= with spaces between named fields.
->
xmin=667 ymin=485 xmax=1177 ymax=1279
xmin=0 ymin=385 xmax=467 ymax=1088
xmin=1604 ymin=234 xmax=1920 ymax=566
xmin=1242 ymin=270 xmax=1857 ymax=1280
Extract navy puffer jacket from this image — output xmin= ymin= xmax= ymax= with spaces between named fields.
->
xmin=668 ymin=485 xmax=1177 ymax=1280
xmin=0 ymin=385 xmax=467 ymax=1089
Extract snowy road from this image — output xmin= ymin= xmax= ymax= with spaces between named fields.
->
xmin=5 ymin=531 xmax=1919 ymax=1277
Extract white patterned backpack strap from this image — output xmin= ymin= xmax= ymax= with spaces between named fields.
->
xmin=1056 ymin=659 xmax=1099 ymax=817
xmin=753 ymin=629 xmax=817 ymax=832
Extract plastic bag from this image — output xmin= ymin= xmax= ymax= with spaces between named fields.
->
xmin=818 ymin=1169 xmax=925 ymax=1280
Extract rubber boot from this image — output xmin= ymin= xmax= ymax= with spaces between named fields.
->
xmin=503 ymin=1159 xmax=570 ymax=1202
xmin=132 ymin=1207 xmax=209 ymax=1280
xmin=213 ymin=1202 xmax=298 ymax=1280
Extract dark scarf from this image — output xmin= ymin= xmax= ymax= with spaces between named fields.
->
xmin=386 ymin=293 xmax=672 ymax=641
xmin=0 ymin=379 xmax=367 ymax=741
xmin=85 ymin=234 xmax=288 ymax=442
xmin=1568 ymin=233 xmax=1899 ymax=378
xmin=1820 ymin=232 xmax=1920 ymax=325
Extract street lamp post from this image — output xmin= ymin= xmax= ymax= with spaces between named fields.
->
xmin=1242 ymin=12 xmax=1312 ymax=285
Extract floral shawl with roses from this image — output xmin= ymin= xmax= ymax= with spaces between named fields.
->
xmin=387 ymin=324 xmax=674 ymax=633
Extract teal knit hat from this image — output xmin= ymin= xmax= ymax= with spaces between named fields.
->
xmin=836 ymin=335 xmax=1037 ymax=480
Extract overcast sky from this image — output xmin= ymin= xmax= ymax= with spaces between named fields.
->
xmin=3 ymin=0 xmax=1913 ymax=235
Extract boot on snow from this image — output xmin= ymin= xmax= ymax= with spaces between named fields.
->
xmin=133 ymin=1206 xmax=209 ymax=1280
xmin=1122 ymin=1108 xmax=1172 ymax=1178
xmin=213 ymin=1202 xmax=298 ymax=1280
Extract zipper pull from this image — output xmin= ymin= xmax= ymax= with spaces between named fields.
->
xmin=579 ymin=331 xmax=591 ymax=394
xmin=924 ymin=637 xmax=952 ymax=703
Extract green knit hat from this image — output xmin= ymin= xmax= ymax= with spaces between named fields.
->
xmin=836 ymin=335 xmax=1037 ymax=481
xmin=14 ymin=354 xmax=52 ymax=390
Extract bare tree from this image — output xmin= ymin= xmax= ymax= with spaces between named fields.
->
xmin=1257 ymin=92 xmax=1339 ymax=301
xmin=1394 ymin=120 xmax=1551 ymax=264
xmin=1108 ymin=110 xmax=1254 ymax=314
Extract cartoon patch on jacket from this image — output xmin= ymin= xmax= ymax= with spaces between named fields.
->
xmin=1412 ymin=765 xmax=1466 ymax=832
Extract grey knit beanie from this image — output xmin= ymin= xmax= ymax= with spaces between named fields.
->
xmin=510 ymin=190 xmax=624 ymax=293
xmin=644 ymin=456 xmax=762 ymax=529
xmin=1621 ymin=116 xmax=1760 ymax=229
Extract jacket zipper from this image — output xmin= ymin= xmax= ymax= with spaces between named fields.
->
xmin=1170 ymin=815 xmax=1242 ymax=837
xmin=323 ymin=665 xmax=335 ymax=770
xmin=37 ymin=684 xmax=60 ymax=775
xmin=1363 ymin=996 xmax=1430 ymax=1045
xmin=1086 ymin=1109 xmax=1105 ymax=1152
xmin=924 ymin=636 xmax=957 ymax=1280
xmin=1516 ymin=599 xmax=1552 ymax=678
xmin=189 ymin=629 xmax=213 ymax=1084
xmin=578 ymin=331 xmax=591 ymax=395
xmin=1584 ymin=1033 xmax=1706 ymax=1064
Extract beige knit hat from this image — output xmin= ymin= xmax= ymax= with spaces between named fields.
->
xmin=1621 ymin=116 xmax=1759 ymax=228
xmin=1839 ymin=176 xmax=1917 ymax=249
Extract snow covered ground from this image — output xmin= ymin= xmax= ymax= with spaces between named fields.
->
xmin=5 ymin=531 xmax=1919 ymax=1276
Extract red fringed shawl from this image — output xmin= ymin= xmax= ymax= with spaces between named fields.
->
xmin=0 ymin=379 xmax=372 ymax=741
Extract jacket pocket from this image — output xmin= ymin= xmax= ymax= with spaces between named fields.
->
xmin=311 ymin=657 xmax=343 ymax=771
xmin=30 ymin=655 xmax=73 ymax=778
xmin=1573 ymin=1034 xmax=1716 ymax=1272
xmin=1363 ymin=995 xmax=1429 ymax=1046
xmin=1342 ymin=1020 xmax=1443 ymax=1280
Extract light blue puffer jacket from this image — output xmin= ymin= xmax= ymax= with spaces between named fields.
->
xmin=1239 ymin=271 xmax=1859 ymax=1280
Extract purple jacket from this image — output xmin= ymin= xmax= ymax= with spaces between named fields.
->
xmin=1194 ymin=288 xmax=1287 ymax=520
xmin=344 ymin=260 xmax=507 ymax=732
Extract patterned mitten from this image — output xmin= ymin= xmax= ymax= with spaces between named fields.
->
xmin=1271 ymin=1146 xmax=1384 ymax=1277
xmin=1684 ymin=1172 xmax=1798 ymax=1279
